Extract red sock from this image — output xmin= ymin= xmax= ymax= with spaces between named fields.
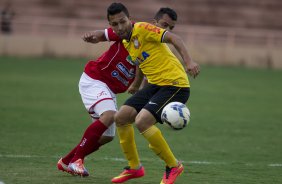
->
xmin=62 ymin=142 xmax=102 ymax=165
xmin=70 ymin=120 xmax=107 ymax=163
xmin=62 ymin=146 xmax=78 ymax=164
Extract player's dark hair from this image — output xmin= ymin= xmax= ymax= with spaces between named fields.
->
xmin=107 ymin=3 xmax=129 ymax=20
xmin=154 ymin=7 xmax=177 ymax=21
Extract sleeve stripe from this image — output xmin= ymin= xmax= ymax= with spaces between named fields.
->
xmin=161 ymin=30 xmax=167 ymax=42
xmin=105 ymin=28 xmax=110 ymax=41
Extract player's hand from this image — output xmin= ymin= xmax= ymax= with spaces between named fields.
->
xmin=127 ymin=86 xmax=139 ymax=94
xmin=82 ymin=32 xmax=98 ymax=43
xmin=186 ymin=60 xmax=200 ymax=78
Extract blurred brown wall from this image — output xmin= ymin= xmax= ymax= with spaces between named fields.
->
xmin=1 ymin=34 xmax=281 ymax=69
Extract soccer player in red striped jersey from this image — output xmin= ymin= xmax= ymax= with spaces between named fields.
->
xmin=57 ymin=4 xmax=180 ymax=177
xmin=57 ymin=6 xmax=135 ymax=177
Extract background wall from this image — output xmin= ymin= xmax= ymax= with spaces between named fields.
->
xmin=1 ymin=0 xmax=282 ymax=68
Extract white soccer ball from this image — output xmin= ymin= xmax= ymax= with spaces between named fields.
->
xmin=161 ymin=102 xmax=190 ymax=130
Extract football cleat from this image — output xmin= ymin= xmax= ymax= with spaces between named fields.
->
xmin=57 ymin=158 xmax=74 ymax=175
xmin=160 ymin=162 xmax=184 ymax=184
xmin=111 ymin=166 xmax=145 ymax=183
xmin=68 ymin=159 xmax=89 ymax=177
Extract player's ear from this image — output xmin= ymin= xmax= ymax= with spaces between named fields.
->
xmin=152 ymin=19 xmax=157 ymax=25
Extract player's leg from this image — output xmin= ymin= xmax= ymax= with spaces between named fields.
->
xmin=138 ymin=86 xmax=189 ymax=184
xmin=59 ymin=110 xmax=116 ymax=176
xmin=136 ymin=114 xmax=184 ymax=184
xmin=89 ymin=112 xmax=116 ymax=146
xmin=136 ymin=108 xmax=178 ymax=165
xmin=68 ymin=100 xmax=117 ymax=176
xmin=112 ymin=105 xmax=144 ymax=183
xmin=69 ymin=108 xmax=115 ymax=160
xmin=112 ymin=85 xmax=156 ymax=183
xmin=58 ymin=117 xmax=100 ymax=174
xmin=60 ymin=73 xmax=117 ymax=176
xmin=58 ymin=127 xmax=115 ymax=175
xmin=115 ymin=106 xmax=139 ymax=168
xmin=97 ymin=110 xmax=117 ymax=145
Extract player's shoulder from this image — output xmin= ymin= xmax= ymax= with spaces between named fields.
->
xmin=106 ymin=27 xmax=120 ymax=41
xmin=134 ymin=22 xmax=156 ymax=29
xmin=134 ymin=22 xmax=150 ymax=27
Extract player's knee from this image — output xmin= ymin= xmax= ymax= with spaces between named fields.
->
xmin=114 ymin=112 xmax=127 ymax=126
xmin=135 ymin=110 xmax=156 ymax=132
xmin=135 ymin=116 xmax=150 ymax=132
xmin=100 ymin=110 xmax=116 ymax=127
xmin=114 ymin=106 xmax=137 ymax=126
xmin=99 ymin=136 xmax=114 ymax=145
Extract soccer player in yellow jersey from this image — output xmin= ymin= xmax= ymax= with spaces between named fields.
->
xmin=107 ymin=3 xmax=200 ymax=184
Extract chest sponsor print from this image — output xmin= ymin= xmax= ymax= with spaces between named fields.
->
xmin=111 ymin=70 xmax=129 ymax=86
xmin=116 ymin=62 xmax=135 ymax=79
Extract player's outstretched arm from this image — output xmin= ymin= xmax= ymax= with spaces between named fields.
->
xmin=163 ymin=32 xmax=200 ymax=78
xmin=82 ymin=30 xmax=107 ymax=43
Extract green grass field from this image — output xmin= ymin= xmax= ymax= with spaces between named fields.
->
xmin=0 ymin=56 xmax=282 ymax=184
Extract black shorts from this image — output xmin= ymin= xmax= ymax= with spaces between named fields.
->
xmin=124 ymin=84 xmax=190 ymax=123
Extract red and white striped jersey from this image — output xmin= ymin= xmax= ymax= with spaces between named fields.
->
xmin=84 ymin=28 xmax=136 ymax=94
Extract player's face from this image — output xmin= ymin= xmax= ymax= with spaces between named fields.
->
xmin=155 ymin=14 xmax=176 ymax=31
xmin=108 ymin=12 xmax=132 ymax=40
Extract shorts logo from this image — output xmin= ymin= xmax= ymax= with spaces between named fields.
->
xmin=96 ymin=91 xmax=107 ymax=99
xmin=148 ymin=101 xmax=158 ymax=105
xmin=97 ymin=91 xmax=107 ymax=96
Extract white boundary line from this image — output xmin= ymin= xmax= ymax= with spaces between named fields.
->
xmin=0 ymin=154 xmax=281 ymax=167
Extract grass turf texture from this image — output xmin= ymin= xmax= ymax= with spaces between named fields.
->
xmin=0 ymin=56 xmax=282 ymax=184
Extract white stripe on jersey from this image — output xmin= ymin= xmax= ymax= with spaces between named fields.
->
xmin=105 ymin=28 xmax=110 ymax=41
xmin=161 ymin=30 xmax=168 ymax=42
xmin=101 ymin=42 xmax=121 ymax=70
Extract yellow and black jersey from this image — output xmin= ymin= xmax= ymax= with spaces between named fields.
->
xmin=123 ymin=22 xmax=189 ymax=87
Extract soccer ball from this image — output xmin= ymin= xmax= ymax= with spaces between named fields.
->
xmin=161 ymin=102 xmax=190 ymax=130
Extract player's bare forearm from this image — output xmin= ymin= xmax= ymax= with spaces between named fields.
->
xmin=127 ymin=67 xmax=144 ymax=94
xmin=139 ymin=77 xmax=148 ymax=89
xmin=163 ymin=32 xmax=200 ymax=78
xmin=82 ymin=30 xmax=107 ymax=43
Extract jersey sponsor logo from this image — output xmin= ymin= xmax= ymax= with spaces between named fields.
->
xmin=133 ymin=37 xmax=140 ymax=49
xmin=138 ymin=23 xmax=161 ymax=34
xmin=111 ymin=70 xmax=129 ymax=86
xmin=117 ymin=62 xmax=135 ymax=79
xmin=126 ymin=55 xmax=135 ymax=65
xmin=135 ymin=51 xmax=150 ymax=64
xmin=141 ymin=51 xmax=150 ymax=60
xmin=126 ymin=55 xmax=141 ymax=66
xmin=126 ymin=52 xmax=150 ymax=65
